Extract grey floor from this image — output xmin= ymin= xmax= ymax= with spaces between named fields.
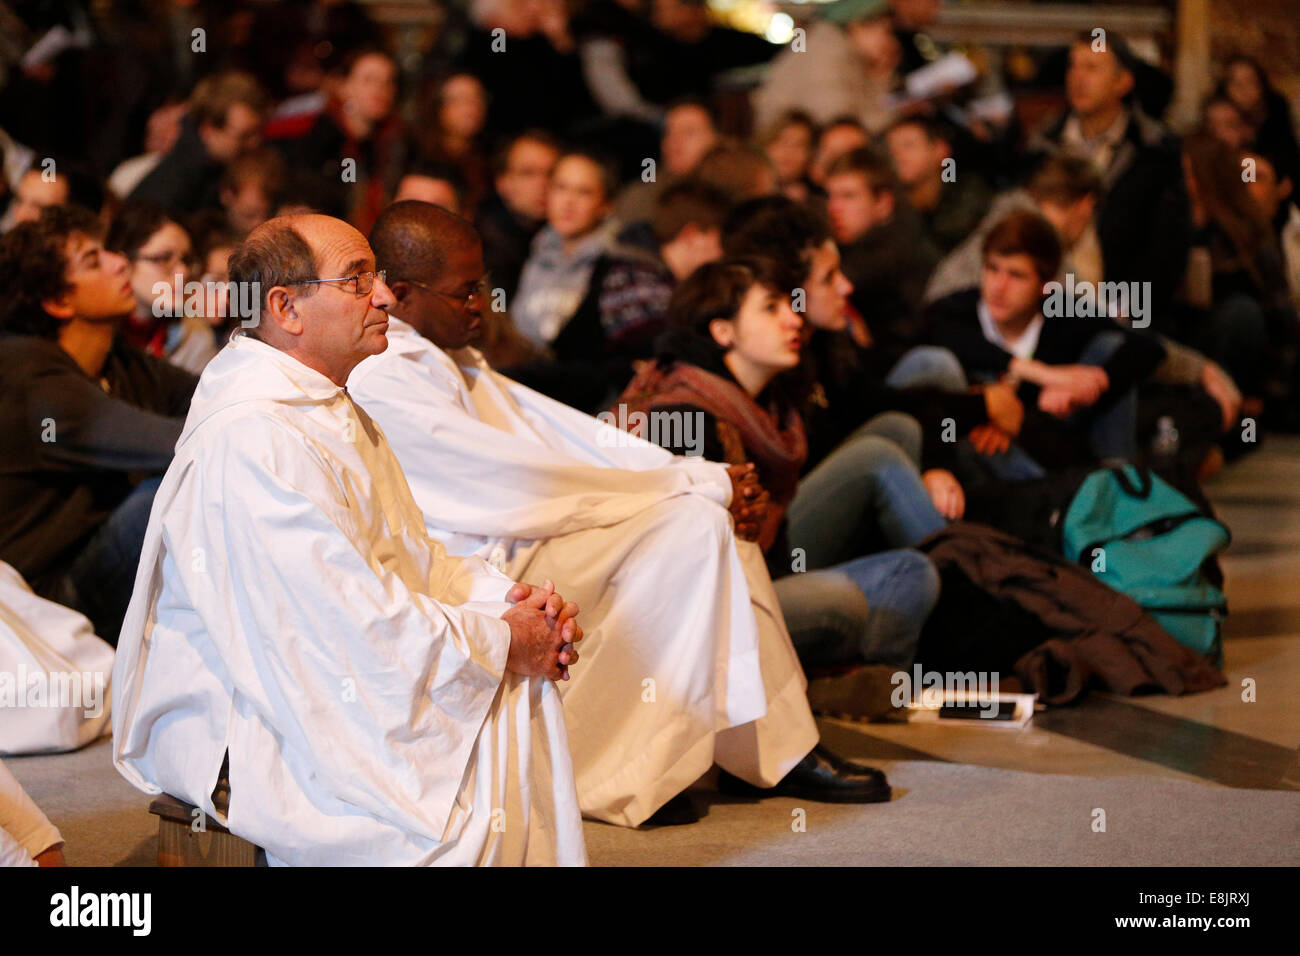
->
xmin=9 ymin=438 xmax=1300 ymax=866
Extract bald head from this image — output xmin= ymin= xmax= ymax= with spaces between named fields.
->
xmin=229 ymin=213 xmax=395 ymax=384
xmin=369 ymin=201 xmax=487 ymax=351
xmin=370 ymin=201 xmax=481 ymax=286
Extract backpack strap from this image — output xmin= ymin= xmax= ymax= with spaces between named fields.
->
xmin=1111 ymin=466 xmax=1153 ymax=499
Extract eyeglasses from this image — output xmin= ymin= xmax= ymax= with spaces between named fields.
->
xmin=290 ymin=270 xmax=387 ymax=296
xmin=403 ymin=275 xmax=491 ymax=308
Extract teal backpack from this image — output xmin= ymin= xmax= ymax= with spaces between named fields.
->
xmin=1062 ymin=466 xmax=1230 ymax=665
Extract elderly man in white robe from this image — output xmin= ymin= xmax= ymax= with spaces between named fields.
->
xmin=112 ymin=214 xmax=587 ymax=866
xmin=348 ymin=201 xmax=892 ymax=828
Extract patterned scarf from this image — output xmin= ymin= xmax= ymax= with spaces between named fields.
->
xmin=616 ymin=358 xmax=807 ymax=553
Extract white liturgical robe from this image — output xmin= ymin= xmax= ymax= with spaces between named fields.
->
xmin=350 ymin=318 xmax=818 ymax=827
xmin=0 ymin=560 xmax=113 ymax=755
xmin=112 ymin=335 xmax=586 ymax=866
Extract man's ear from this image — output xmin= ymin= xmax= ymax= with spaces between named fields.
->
xmin=1279 ymin=176 xmax=1294 ymax=203
xmin=264 ymin=285 xmax=303 ymax=335
xmin=39 ymin=296 xmax=75 ymax=322
xmin=708 ymin=317 xmax=734 ymax=349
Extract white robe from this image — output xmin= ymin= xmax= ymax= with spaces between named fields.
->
xmin=112 ymin=335 xmax=586 ymax=866
xmin=349 ymin=318 xmax=818 ymax=827
xmin=0 ymin=561 xmax=113 ymax=756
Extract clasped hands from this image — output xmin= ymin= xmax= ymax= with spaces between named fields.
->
xmin=502 ymin=579 xmax=583 ymax=682
xmin=726 ymin=463 xmax=769 ymax=542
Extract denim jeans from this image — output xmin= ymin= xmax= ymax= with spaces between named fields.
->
xmin=775 ymin=549 xmax=940 ymax=669
xmin=786 ymin=419 xmax=946 ymax=569
xmin=54 ymin=476 xmax=162 ymax=646
xmin=885 ymin=345 xmax=968 ymax=392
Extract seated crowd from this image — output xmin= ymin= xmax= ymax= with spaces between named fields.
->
xmin=0 ymin=0 xmax=1296 ymax=866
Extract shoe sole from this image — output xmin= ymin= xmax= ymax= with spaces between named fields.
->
xmin=719 ymin=778 xmax=893 ymax=804
xmin=775 ymin=783 xmax=893 ymax=804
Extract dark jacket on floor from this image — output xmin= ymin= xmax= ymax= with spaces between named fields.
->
xmin=916 ymin=522 xmax=1226 ymax=704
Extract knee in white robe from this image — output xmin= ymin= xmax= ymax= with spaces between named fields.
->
xmin=506 ymin=495 xmax=816 ymax=825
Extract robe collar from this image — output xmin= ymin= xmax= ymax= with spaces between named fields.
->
xmin=180 ymin=333 xmax=349 ymax=446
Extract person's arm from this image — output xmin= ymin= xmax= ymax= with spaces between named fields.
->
xmin=0 ymin=760 xmax=63 ymax=867
xmin=27 ymin=363 xmax=185 ymax=473
xmin=349 ymin=357 xmax=731 ymax=543
xmin=579 ymin=37 xmax=664 ymax=124
xmin=1076 ymin=318 xmax=1167 ymax=409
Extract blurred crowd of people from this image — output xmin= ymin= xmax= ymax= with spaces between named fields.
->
xmin=3 ymin=0 xmax=1297 ymax=865
xmin=1 ymin=0 xmax=1298 ymax=707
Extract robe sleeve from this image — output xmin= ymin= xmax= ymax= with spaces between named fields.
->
xmin=351 ymin=353 xmax=732 ymax=542
xmin=164 ymin=415 xmax=512 ymax=842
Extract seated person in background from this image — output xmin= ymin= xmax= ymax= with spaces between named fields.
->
xmin=925 ymin=151 xmax=1100 ymax=304
xmin=808 ymin=115 xmax=871 ymax=188
xmin=130 ymin=71 xmax=268 ymax=217
xmin=1 ymin=162 xmax=103 ymax=232
xmin=1218 ymin=55 xmax=1300 ymax=189
xmin=394 ymin=163 xmax=466 ymax=216
xmin=927 ymin=211 xmax=1166 ymax=482
xmin=824 ymin=146 xmax=941 ymax=373
xmin=1025 ymin=32 xmax=1190 ymax=317
xmin=475 ymin=130 xmax=560 ymax=301
xmin=114 ymin=213 xmax=587 ymax=866
xmin=106 ymin=200 xmax=219 ymax=375
xmin=413 ymin=72 xmax=492 ymax=216
xmin=0 ymin=205 xmax=197 ymax=644
xmin=1176 ymin=132 xmax=1297 ymax=409
xmin=722 ymin=195 xmax=1020 ymax=489
xmin=1243 ymin=148 xmax=1300 ymax=309
xmin=760 ymin=110 xmax=819 ymax=203
xmin=265 ymin=49 xmax=406 ymax=231
xmin=545 ymin=178 xmax=731 ymax=407
xmin=693 ymin=139 xmax=780 ymax=204
xmin=885 ymin=116 xmax=993 ymax=254
xmin=1201 ymin=93 xmax=1254 ymax=152
xmin=614 ymin=98 xmax=719 ymax=224
xmin=615 ymin=257 xmax=943 ymax=697
xmin=927 ymin=150 xmax=1243 ymax=443
xmin=752 ymin=0 xmax=898 ymax=138
xmin=507 ymin=149 xmax=629 ymax=409
xmin=215 ymin=148 xmax=286 ymax=237
xmin=512 ymin=149 xmax=623 ymax=349
xmin=351 ymin=200 xmax=892 ymax=820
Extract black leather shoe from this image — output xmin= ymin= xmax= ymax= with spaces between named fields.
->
xmin=718 ymin=746 xmax=891 ymax=804
xmin=641 ymin=791 xmax=701 ymax=827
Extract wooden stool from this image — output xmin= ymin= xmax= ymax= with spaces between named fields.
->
xmin=149 ymin=794 xmax=264 ymax=867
